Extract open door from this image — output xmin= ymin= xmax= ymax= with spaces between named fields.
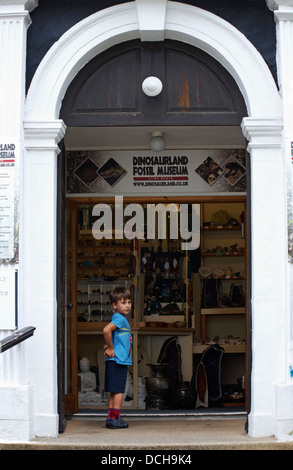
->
xmin=64 ymin=199 xmax=78 ymax=414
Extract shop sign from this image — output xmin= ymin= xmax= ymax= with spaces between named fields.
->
xmin=0 ymin=141 xmax=18 ymax=329
xmin=66 ymin=149 xmax=247 ymax=196
xmin=0 ymin=266 xmax=16 ymax=330
xmin=0 ymin=142 xmax=18 ymax=263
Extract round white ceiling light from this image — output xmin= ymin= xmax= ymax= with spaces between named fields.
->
xmin=149 ymin=131 xmax=165 ymax=152
xmin=142 ymin=76 xmax=163 ymax=97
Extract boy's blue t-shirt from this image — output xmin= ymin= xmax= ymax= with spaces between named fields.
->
xmin=105 ymin=312 xmax=132 ymax=366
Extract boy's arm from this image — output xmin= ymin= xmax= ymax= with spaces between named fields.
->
xmin=103 ymin=322 xmax=117 ymax=358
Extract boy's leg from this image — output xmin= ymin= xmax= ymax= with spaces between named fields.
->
xmin=106 ymin=392 xmax=128 ymax=428
xmin=108 ymin=392 xmax=123 ymax=419
xmin=105 ymin=363 xmax=128 ymax=428
xmin=110 ymin=392 xmax=123 ymax=410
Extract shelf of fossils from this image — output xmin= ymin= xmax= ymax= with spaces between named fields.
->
xmin=200 ymin=205 xmax=245 ymax=300
xmin=193 ymin=335 xmax=246 ymax=354
xmin=199 ymin=271 xmax=246 ymax=342
xmin=200 ymin=204 xmax=245 ymax=257
xmin=77 ymin=278 xmax=135 ymax=327
xmin=76 ymin=229 xmax=137 ymax=328
xmin=77 ymin=231 xmax=136 ymax=281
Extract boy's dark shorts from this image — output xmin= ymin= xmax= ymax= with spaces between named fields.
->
xmin=104 ymin=361 xmax=128 ymax=393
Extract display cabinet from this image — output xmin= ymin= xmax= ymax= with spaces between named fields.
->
xmin=198 ymin=202 xmax=246 ymax=345
xmin=138 ymin=243 xmax=195 ymax=330
xmin=192 ymin=202 xmax=246 ymax=407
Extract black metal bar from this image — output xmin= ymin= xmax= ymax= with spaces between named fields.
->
xmin=0 ymin=326 xmax=36 ymax=353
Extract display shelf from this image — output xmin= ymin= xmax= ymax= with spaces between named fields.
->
xmin=222 ymin=402 xmax=245 ymax=407
xmin=144 ymin=314 xmax=185 ymax=321
xmin=77 ymin=325 xmax=195 ymax=334
xmin=77 ymin=229 xmax=135 ymax=280
xmin=136 ymin=327 xmax=195 ymax=334
xmin=78 ymin=322 xmax=110 ymax=331
xmin=77 ymin=278 xmax=134 ymax=323
xmin=202 ymin=252 xmax=245 ymax=257
xmin=193 ymin=343 xmax=245 ymax=354
xmin=199 ymin=202 xmax=246 ymax=344
xmin=200 ymin=276 xmax=245 ymax=281
xmin=201 ymin=307 xmax=245 ymax=315
xmin=201 ymin=226 xmax=242 ymax=231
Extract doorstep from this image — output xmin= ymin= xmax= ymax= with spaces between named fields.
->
xmin=75 ymin=407 xmax=247 ymax=418
xmin=1 ymin=415 xmax=293 ymax=450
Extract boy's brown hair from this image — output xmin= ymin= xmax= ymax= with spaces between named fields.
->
xmin=109 ymin=286 xmax=132 ymax=305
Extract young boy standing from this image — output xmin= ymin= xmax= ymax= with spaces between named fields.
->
xmin=103 ymin=286 xmax=132 ymax=429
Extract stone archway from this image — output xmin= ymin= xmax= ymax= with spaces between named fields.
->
xmin=25 ymin=1 xmax=281 ymax=120
xmin=23 ymin=0 xmax=285 ymax=438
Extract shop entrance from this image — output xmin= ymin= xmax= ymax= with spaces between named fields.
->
xmin=63 ymin=196 xmax=247 ymax=416
xmin=58 ymin=39 xmax=248 ymax=419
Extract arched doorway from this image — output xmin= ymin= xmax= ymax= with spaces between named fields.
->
xmin=24 ymin=1 xmax=284 ymax=438
xmin=59 ymin=37 xmax=248 ymax=418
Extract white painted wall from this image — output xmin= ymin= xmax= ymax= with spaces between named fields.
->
xmin=0 ymin=0 xmax=38 ymax=441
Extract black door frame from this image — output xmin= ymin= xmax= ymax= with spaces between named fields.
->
xmin=56 ymin=140 xmax=67 ymax=433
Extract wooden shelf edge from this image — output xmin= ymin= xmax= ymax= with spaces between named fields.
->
xmin=200 ymin=276 xmax=245 ymax=281
xmin=193 ymin=343 xmax=245 ymax=354
xmin=78 ymin=324 xmax=196 ymax=334
xmin=136 ymin=327 xmax=195 ymax=333
xmin=202 ymin=252 xmax=245 ymax=257
xmin=222 ymin=402 xmax=245 ymax=407
xmin=201 ymin=226 xmax=242 ymax=231
xmin=201 ymin=307 xmax=245 ymax=315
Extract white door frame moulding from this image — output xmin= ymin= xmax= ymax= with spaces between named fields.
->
xmin=23 ymin=0 xmax=287 ymax=439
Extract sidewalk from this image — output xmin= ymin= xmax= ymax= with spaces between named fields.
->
xmin=1 ymin=416 xmax=293 ymax=450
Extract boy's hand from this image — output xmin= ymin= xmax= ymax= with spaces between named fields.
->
xmin=104 ymin=346 xmax=115 ymax=358
xmin=103 ymin=322 xmax=116 ymax=358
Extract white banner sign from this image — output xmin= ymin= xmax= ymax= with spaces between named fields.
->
xmin=0 ymin=142 xmax=17 ymax=261
xmin=0 ymin=266 xmax=16 ymax=330
xmin=66 ymin=149 xmax=247 ymax=196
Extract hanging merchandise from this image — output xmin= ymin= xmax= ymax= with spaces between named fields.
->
xmin=195 ymin=362 xmax=208 ymax=407
xmin=196 ymin=344 xmax=224 ymax=408
xmin=230 ymin=283 xmax=245 ymax=307
xmin=161 ymin=237 xmax=168 ymax=253
xmin=162 ymin=259 xmax=169 ymax=279
xmin=190 ymin=247 xmax=201 ymax=273
xmin=128 ymin=253 xmax=136 ymax=277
